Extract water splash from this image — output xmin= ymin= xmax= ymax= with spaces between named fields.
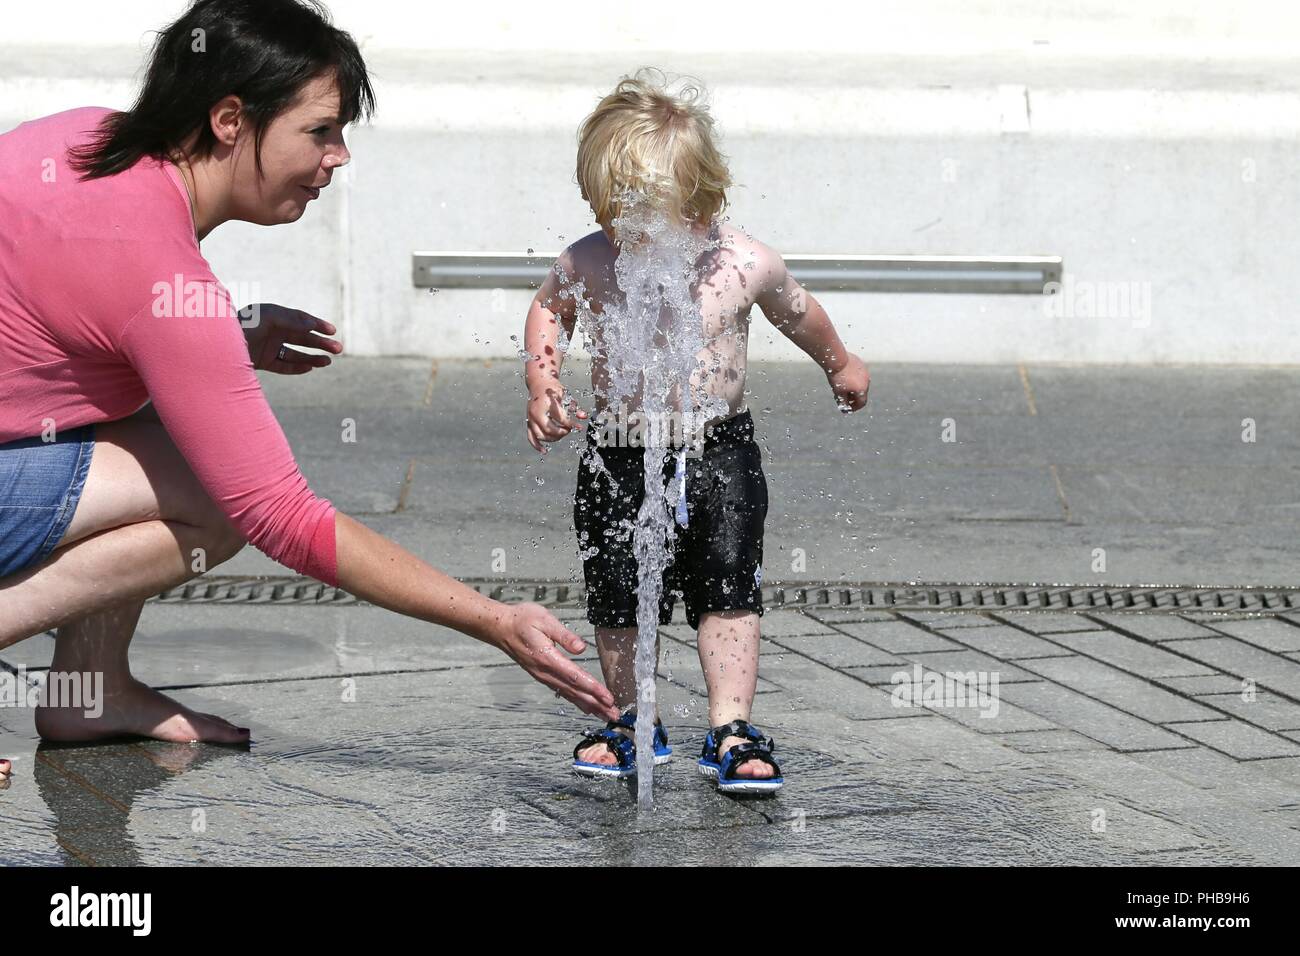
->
xmin=571 ymin=192 xmax=729 ymax=808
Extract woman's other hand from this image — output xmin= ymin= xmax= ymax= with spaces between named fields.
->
xmin=241 ymin=303 xmax=343 ymax=374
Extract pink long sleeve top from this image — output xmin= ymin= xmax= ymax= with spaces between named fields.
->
xmin=0 ymin=107 xmax=338 ymax=586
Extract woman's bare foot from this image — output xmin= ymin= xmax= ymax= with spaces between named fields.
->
xmin=0 ymin=757 xmax=11 ymax=782
xmin=34 ymin=677 xmax=249 ymax=745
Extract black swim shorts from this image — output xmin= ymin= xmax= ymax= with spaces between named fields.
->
xmin=573 ymin=409 xmax=768 ymax=630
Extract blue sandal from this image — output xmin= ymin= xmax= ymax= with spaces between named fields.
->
xmin=572 ymin=709 xmax=672 ymax=779
xmin=698 ymin=719 xmax=784 ymax=793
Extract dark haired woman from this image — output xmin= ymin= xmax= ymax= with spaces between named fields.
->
xmin=0 ymin=0 xmax=616 ymax=782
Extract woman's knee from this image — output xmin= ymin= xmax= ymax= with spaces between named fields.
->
xmin=205 ymin=516 xmax=247 ymax=565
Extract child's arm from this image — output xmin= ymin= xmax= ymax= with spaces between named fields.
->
xmin=754 ymin=245 xmax=870 ymax=413
xmin=523 ymin=253 xmax=588 ymax=452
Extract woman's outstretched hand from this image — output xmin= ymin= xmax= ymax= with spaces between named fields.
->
xmin=241 ymin=303 xmax=343 ymax=374
xmin=494 ymin=603 xmax=619 ymax=720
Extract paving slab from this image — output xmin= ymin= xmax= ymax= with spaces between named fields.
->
xmin=1034 ymin=629 xmax=1218 ymax=679
xmin=1200 ymin=617 xmax=1300 ymax=653
xmin=1162 ymin=638 xmax=1300 ymax=698
xmin=1193 ymin=692 xmax=1300 ymax=732
xmin=995 ymin=682 xmax=1195 ymax=752
xmin=831 ymin=621 xmax=965 ymax=654
xmin=1010 ymin=656 xmax=1223 ymax=724
xmin=1163 ymin=720 xmax=1300 ymax=760
xmin=939 ymin=625 xmax=1078 ymax=660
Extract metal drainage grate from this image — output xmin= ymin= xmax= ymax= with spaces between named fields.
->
xmin=150 ymin=576 xmax=1300 ymax=614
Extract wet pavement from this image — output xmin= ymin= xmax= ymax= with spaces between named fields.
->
xmin=5 ymin=358 xmax=1300 ymax=865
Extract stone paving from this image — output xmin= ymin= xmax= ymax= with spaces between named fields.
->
xmin=4 ymin=359 xmax=1300 ymax=864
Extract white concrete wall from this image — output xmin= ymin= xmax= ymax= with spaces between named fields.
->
xmin=3 ymin=1 xmax=1299 ymax=364
xmin=4 ymin=1 xmax=1297 ymax=55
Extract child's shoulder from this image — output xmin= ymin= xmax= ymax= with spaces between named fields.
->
xmin=716 ymin=223 xmax=782 ymax=264
xmin=560 ymin=230 xmax=616 ymax=274
xmin=540 ymin=231 xmax=615 ymax=313
xmin=714 ymin=223 xmax=789 ymax=295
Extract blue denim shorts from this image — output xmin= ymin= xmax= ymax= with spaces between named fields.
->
xmin=0 ymin=424 xmax=96 ymax=579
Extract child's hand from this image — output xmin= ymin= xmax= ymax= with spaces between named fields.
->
xmin=526 ymin=386 xmax=588 ymax=453
xmin=827 ymin=354 xmax=870 ymax=412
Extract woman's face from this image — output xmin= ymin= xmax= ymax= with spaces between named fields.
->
xmin=230 ymin=72 xmax=352 ymax=226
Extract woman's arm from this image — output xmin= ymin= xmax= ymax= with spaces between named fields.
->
xmin=335 ymin=513 xmax=618 ymax=718
xmin=118 ymin=273 xmax=618 ymax=720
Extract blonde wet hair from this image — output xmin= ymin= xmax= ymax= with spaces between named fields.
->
xmin=576 ymin=68 xmax=732 ymax=229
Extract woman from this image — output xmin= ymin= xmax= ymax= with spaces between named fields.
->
xmin=0 ymin=0 xmax=617 ymax=783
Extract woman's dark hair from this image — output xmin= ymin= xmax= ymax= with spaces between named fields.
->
xmin=68 ymin=0 xmax=375 ymax=180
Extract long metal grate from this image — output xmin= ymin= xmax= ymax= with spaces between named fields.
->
xmin=149 ymin=576 xmax=1300 ymax=614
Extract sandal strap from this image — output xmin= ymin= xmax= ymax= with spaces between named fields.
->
xmin=719 ymin=741 xmax=781 ymax=781
xmin=609 ymin=709 xmax=638 ymax=732
xmin=572 ymin=717 xmax=665 ymax=770
xmin=609 ymin=709 xmax=668 ymax=747
xmin=573 ymin=728 xmax=635 ymax=767
xmin=705 ymin=720 xmax=775 ymax=761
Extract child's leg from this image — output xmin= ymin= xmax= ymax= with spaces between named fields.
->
xmin=575 ymin=626 xmax=661 ymax=765
xmin=697 ymin=609 xmax=773 ymax=779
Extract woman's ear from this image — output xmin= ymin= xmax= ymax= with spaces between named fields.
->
xmin=208 ymin=95 xmax=245 ymax=148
